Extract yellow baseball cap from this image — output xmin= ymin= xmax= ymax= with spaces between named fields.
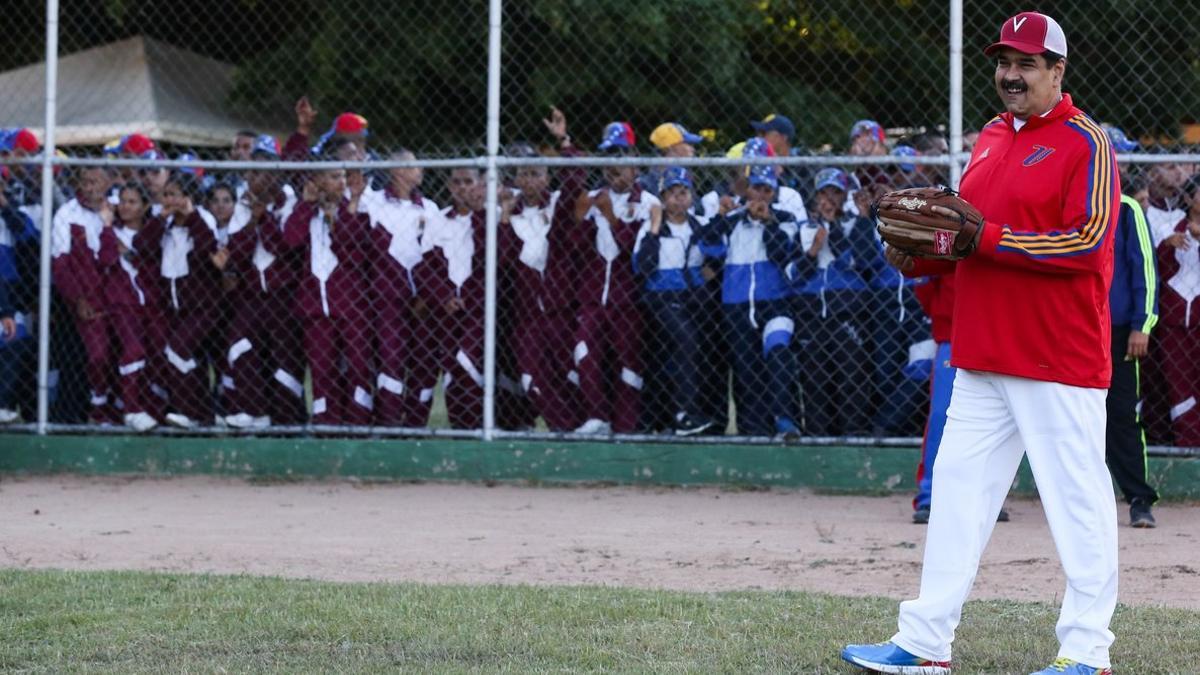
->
xmin=650 ymin=122 xmax=705 ymax=150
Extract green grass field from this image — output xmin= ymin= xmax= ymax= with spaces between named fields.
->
xmin=2 ymin=570 xmax=1196 ymax=673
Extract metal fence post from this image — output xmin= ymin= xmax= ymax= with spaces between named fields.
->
xmin=35 ymin=0 xmax=60 ymax=435
xmin=481 ymin=0 xmax=502 ymax=441
xmin=949 ymin=0 xmax=964 ymax=189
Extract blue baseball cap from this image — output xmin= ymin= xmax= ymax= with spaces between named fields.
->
xmin=742 ymin=137 xmax=775 ymax=158
xmin=251 ymin=134 xmax=281 ymax=158
xmin=660 ymin=166 xmax=694 ymax=192
xmin=814 ymin=167 xmax=850 ymax=193
xmin=747 ymin=165 xmax=778 ymax=190
xmin=1104 ymin=125 xmax=1138 ymax=152
xmin=176 ymin=152 xmax=205 ymax=178
xmin=751 ymin=114 xmax=795 ymax=140
xmin=850 ymin=119 xmax=886 ymax=143
xmin=597 ymin=121 xmax=636 ymax=152
xmin=891 ymin=145 xmax=918 ymax=173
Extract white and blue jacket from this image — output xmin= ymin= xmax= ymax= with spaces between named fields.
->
xmin=699 ymin=206 xmax=797 ymax=308
xmin=632 ymin=216 xmax=706 ymax=293
xmin=791 ymin=212 xmax=875 ymax=317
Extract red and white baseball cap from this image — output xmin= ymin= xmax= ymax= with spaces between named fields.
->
xmin=984 ymin=12 xmax=1067 ymax=58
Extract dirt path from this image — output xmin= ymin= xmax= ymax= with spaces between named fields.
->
xmin=1 ymin=476 xmax=1195 ymax=609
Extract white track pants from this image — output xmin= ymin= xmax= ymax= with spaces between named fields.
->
xmin=892 ymin=369 xmax=1118 ymax=668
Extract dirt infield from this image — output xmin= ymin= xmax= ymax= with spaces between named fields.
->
xmin=0 ymin=475 xmax=1196 ymax=609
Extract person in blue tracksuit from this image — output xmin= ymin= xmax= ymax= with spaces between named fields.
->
xmin=790 ymin=168 xmax=877 ymax=436
xmin=699 ymin=165 xmax=800 ymax=438
xmin=1106 ymin=191 xmax=1160 ymax=527
xmin=866 ymin=232 xmax=932 ymax=437
xmin=0 ymin=186 xmax=38 ymax=423
xmin=633 ymin=167 xmax=715 ymax=436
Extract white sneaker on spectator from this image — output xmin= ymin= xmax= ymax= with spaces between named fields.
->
xmin=123 ymin=412 xmax=158 ymax=433
xmin=225 ymin=413 xmax=270 ymax=429
xmin=164 ymin=413 xmax=196 ymax=429
xmin=0 ymin=408 xmax=20 ymax=424
xmin=574 ymin=418 xmax=612 ymax=435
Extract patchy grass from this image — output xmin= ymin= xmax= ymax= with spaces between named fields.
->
xmin=0 ymin=569 xmax=1194 ymax=673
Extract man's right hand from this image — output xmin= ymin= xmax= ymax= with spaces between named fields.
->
xmin=295 ymin=96 xmax=317 ymax=136
xmin=884 ymin=245 xmax=915 ymax=272
xmin=1 ymin=316 xmax=15 ymax=341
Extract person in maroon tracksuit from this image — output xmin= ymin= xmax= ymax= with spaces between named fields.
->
xmin=1156 ymin=175 xmax=1200 ymax=447
xmin=367 ymin=149 xmax=445 ymax=427
xmin=51 ymin=166 xmax=115 ymax=423
xmin=499 ymin=115 xmax=587 ymax=432
xmin=220 ymin=136 xmax=305 ymax=429
xmin=283 ymin=156 xmax=375 ymax=426
xmin=97 ymin=182 xmax=165 ymax=432
xmin=572 ymin=123 xmax=661 ymax=435
xmin=156 ymin=173 xmax=220 ymax=429
xmin=426 ymin=168 xmax=488 ymax=429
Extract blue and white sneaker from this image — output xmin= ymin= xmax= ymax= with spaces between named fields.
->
xmin=1029 ymin=657 xmax=1112 ymax=675
xmin=841 ymin=641 xmax=952 ymax=674
xmin=774 ymin=416 xmax=801 ymax=441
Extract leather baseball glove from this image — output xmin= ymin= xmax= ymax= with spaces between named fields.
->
xmin=872 ymin=186 xmax=984 ymax=260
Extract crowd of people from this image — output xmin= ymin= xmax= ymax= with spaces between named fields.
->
xmin=0 ymin=104 xmax=1196 ymax=445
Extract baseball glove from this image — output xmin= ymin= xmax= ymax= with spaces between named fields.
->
xmin=872 ymin=186 xmax=984 ymax=260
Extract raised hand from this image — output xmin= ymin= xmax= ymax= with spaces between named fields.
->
xmin=295 ymin=96 xmax=318 ymax=135
xmin=542 ymin=106 xmax=568 ymax=142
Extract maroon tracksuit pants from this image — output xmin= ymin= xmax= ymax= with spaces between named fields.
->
xmin=305 ymin=314 xmax=373 ymax=426
xmin=512 ymin=308 xmax=581 ymax=432
xmin=111 ymin=306 xmax=166 ymax=417
xmin=435 ymin=308 xmax=484 ymax=430
xmin=1159 ymin=325 xmax=1200 ymax=446
xmin=575 ymin=303 xmax=643 ymax=433
xmin=73 ymin=314 xmax=114 ymax=419
xmin=224 ymin=292 xmax=306 ymax=424
xmin=163 ymin=309 xmax=216 ymax=422
xmin=375 ymin=301 xmax=440 ymax=428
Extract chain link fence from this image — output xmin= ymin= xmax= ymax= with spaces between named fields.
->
xmin=0 ymin=0 xmax=1197 ymax=451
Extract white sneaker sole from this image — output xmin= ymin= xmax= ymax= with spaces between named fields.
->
xmin=844 ymin=655 xmax=951 ymax=675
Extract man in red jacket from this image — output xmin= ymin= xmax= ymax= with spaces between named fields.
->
xmin=843 ymin=13 xmax=1119 ymax=675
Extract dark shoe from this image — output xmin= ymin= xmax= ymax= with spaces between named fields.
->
xmin=913 ymin=507 xmax=930 ymax=524
xmin=674 ymin=412 xmax=715 ymax=437
xmin=1130 ymin=501 xmax=1156 ymax=528
xmin=997 ymin=507 xmax=1010 ymax=522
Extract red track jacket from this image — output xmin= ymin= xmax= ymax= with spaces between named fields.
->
xmin=907 ymin=94 xmax=1118 ymax=388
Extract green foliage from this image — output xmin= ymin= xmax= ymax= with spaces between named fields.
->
xmin=6 ymin=0 xmax=1200 ymax=150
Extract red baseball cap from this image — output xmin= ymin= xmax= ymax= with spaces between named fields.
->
xmin=984 ymin=12 xmax=1068 ymax=58
xmin=333 ymin=112 xmax=368 ymax=136
xmin=12 ymin=128 xmax=39 ymax=153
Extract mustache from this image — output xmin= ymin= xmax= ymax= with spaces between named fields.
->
xmin=1001 ymin=79 xmax=1028 ymax=91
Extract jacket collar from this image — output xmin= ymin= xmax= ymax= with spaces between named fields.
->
xmin=999 ymin=93 xmax=1074 ymax=132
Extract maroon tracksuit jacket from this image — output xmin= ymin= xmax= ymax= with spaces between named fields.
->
xmin=504 ymin=152 xmax=587 ymax=431
xmin=283 ymin=199 xmax=374 ymax=425
xmin=156 ymin=209 xmax=220 ymax=422
xmin=573 ymin=185 xmax=659 ymax=432
xmin=221 ymin=189 xmax=306 ymax=423
xmin=51 ymin=198 xmax=111 ymax=415
xmin=368 ymin=188 xmax=445 ymax=427
xmin=426 ymin=206 xmax=488 ymax=429
xmin=98 ymin=218 xmax=167 ymax=417
xmin=1156 ymin=219 xmax=1200 ymax=446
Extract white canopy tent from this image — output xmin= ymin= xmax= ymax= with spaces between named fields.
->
xmin=0 ymin=36 xmax=281 ymax=148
